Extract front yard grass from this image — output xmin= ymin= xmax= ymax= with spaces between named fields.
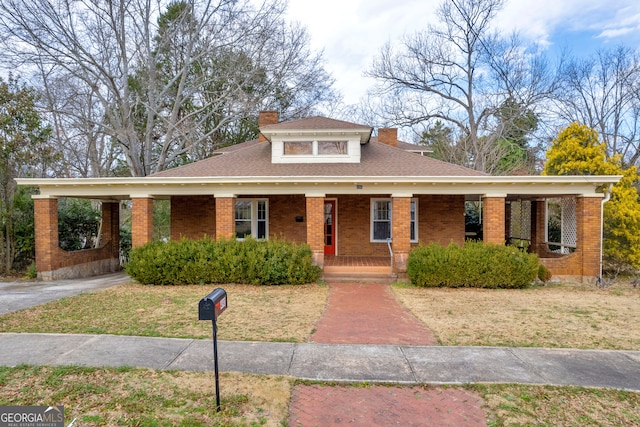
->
xmin=0 ymin=365 xmax=291 ymax=427
xmin=1 ymin=365 xmax=639 ymax=426
xmin=1 ymin=279 xmax=640 ymax=425
xmin=1 ymin=279 xmax=639 ymax=350
xmin=392 ymin=279 xmax=640 ymax=350
xmin=0 ymin=283 xmax=328 ymax=342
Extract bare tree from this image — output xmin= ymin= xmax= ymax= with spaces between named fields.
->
xmin=36 ymin=65 xmax=121 ymax=178
xmin=367 ymin=0 xmax=557 ymax=174
xmin=553 ymin=46 xmax=640 ymax=167
xmin=0 ymin=0 xmax=337 ymax=176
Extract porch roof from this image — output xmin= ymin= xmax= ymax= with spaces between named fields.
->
xmin=17 ymin=173 xmax=621 ymax=201
xmin=16 ymin=129 xmax=622 ymax=200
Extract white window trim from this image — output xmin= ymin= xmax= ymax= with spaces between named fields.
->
xmin=371 ymin=198 xmax=392 ymax=242
xmin=410 ymin=198 xmax=418 ymax=243
xmin=271 ymin=136 xmax=361 ymax=164
xmin=235 ymin=198 xmax=269 ymax=240
xmin=370 ymin=198 xmax=418 ymax=243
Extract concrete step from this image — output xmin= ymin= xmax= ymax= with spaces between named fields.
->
xmin=321 ymin=268 xmax=397 ymax=284
xmin=323 ymin=266 xmax=391 ymax=274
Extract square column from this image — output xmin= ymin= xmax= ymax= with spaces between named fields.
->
xmin=306 ymin=196 xmax=325 ymax=268
xmin=101 ymin=202 xmax=120 ymax=258
xmin=215 ymin=197 xmax=236 ymax=240
xmin=530 ymin=199 xmax=547 ymax=254
xmin=132 ymin=197 xmax=154 ymax=248
xmin=482 ymin=196 xmax=506 ymax=245
xmin=33 ymin=197 xmax=59 ymax=273
xmin=392 ymin=196 xmax=412 ymax=274
xmin=577 ymin=196 xmax=602 ymax=279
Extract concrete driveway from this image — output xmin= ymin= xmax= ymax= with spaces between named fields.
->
xmin=0 ymin=272 xmax=131 ymax=315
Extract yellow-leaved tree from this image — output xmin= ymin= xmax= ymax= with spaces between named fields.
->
xmin=543 ymin=122 xmax=640 ymax=275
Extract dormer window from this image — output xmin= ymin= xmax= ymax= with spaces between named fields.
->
xmin=283 ymin=141 xmax=313 ymax=155
xmin=283 ymin=140 xmax=348 ymax=156
xmin=260 ymin=116 xmax=372 ymax=164
xmin=318 ymin=141 xmax=347 ymax=155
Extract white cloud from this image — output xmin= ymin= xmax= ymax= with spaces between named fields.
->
xmin=283 ymin=0 xmax=640 ymax=105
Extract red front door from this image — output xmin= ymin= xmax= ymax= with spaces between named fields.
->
xmin=324 ymin=200 xmax=336 ymax=255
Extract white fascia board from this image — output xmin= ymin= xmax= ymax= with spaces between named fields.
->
xmin=15 ymin=175 xmax=622 ymax=199
xmin=261 ymin=128 xmax=372 ymax=143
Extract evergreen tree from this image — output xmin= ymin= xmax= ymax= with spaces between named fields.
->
xmin=0 ymin=76 xmax=53 ymax=272
xmin=543 ymin=122 xmax=640 ymax=273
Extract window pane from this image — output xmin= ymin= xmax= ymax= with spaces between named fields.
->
xmin=257 ymin=201 xmax=266 ymax=220
xmin=373 ymin=221 xmax=391 ymax=240
xmin=284 ymin=141 xmax=312 ymax=155
xmin=318 ymin=141 xmax=347 ymax=154
xmin=374 ymin=201 xmax=390 ymax=220
xmin=235 ymin=201 xmax=251 ymax=220
xmin=236 ymin=221 xmax=251 ymax=239
xmin=410 ymin=200 xmax=416 ymax=241
xmin=257 ymin=221 xmax=266 ymax=239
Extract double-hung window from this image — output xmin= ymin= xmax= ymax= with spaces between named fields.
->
xmin=235 ymin=199 xmax=268 ymax=240
xmin=370 ymin=198 xmax=418 ymax=242
xmin=371 ymin=199 xmax=392 ymax=241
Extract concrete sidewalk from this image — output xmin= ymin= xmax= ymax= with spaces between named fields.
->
xmin=1 ymin=333 xmax=639 ymax=391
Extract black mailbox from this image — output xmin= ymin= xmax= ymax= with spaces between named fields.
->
xmin=198 ymin=287 xmax=227 ymax=412
xmin=198 ymin=288 xmax=227 ymax=321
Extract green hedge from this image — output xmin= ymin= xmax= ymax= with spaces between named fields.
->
xmin=125 ymin=238 xmax=321 ymax=286
xmin=407 ymin=241 xmax=539 ymax=289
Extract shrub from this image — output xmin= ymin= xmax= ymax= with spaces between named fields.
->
xmin=125 ymin=237 xmax=321 ymax=286
xmin=537 ymin=264 xmax=552 ymax=283
xmin=407 ymin=241 xmax=539 ymax=289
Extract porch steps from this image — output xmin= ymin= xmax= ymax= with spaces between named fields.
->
xmin=321 ymin=265 xmax=396 ymax=284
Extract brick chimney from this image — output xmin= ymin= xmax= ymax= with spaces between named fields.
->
xmin=258 ymin=111 xmax=279 ymax=142
xmin=378 ymin=128 xmax=398 ymax=147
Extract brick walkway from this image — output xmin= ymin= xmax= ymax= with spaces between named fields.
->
xmin=289 ymin=282 xmax=488 ymax=426
xmin=310 ymin=283 xmax=437 ymax=345
xmin=289 ymin=384 xmax=487 ymax=426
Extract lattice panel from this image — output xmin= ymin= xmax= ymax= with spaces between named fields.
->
xmin=561 ymin=196 xmax=577 ymax=252
xmin=509 ymin=200 xmax=531 ymax=241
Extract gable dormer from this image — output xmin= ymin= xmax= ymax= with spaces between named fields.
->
xmin=258 ymin=113 xmax=372 ymax=164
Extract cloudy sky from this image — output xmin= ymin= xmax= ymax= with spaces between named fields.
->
xmin=285 ymin=0 xmax=640 ymax=105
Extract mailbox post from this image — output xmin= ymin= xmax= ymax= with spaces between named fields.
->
xmin=198 ymin=288 xmax=227 ymax=412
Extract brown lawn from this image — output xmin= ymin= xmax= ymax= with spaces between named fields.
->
xmin=393 ymin=280 xmax=640 ymax=350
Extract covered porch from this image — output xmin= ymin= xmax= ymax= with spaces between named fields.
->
xmin=17 ymin=175 xmax=620 ymax=283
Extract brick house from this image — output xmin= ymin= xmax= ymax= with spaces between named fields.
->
xmin=18 ymin=112 xmax=620 ymax=282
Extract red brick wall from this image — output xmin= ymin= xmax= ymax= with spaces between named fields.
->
xmin=579 ymin=197 xmax=602 ymax=278
xmin=258 ymin=111 xmax=279 ymax=142
xmin=392 ymin=197 xmax=411 ymax=254
xmin=171 ymin=196 xmax=216 ymax=240
xmin=269 ymin=195 xmax=307 ymax=242
xmin=483 ymin=197 xmax=505 ymax=244
xmin=215 ymin=197 xmax=235 ymax=240
xmin=132 ymin=198 xmax=154 ymax=248
xmin=102 ymin=202 xmax=120 ymax=259
xmin=34 ymin=199 xmax=120 ymax=279
xmin=416 ymin=195 xmax=465 ymax=246
xmin=336 ymin=194 xmax=387 ymax=256
xmin=333 ymin=194 xmax=466 ymax=256
xmin=34 ymin=198 xmax=58 ymax=272
xmin=305 ymin=196 xmax=324 ymax=251
xmin=378 ymin=128 xmax=398 ymax=147
xmin=305 ymin=196 xmax=324 ymax=267
xmin=530 ymin=197 xmax=602 ymax=282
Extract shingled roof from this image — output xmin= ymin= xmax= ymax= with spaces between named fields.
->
xmin=151 ymin=138 xmax=485 ymax=178
xmin=260 ymin=116 xmax=371 ymax=132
